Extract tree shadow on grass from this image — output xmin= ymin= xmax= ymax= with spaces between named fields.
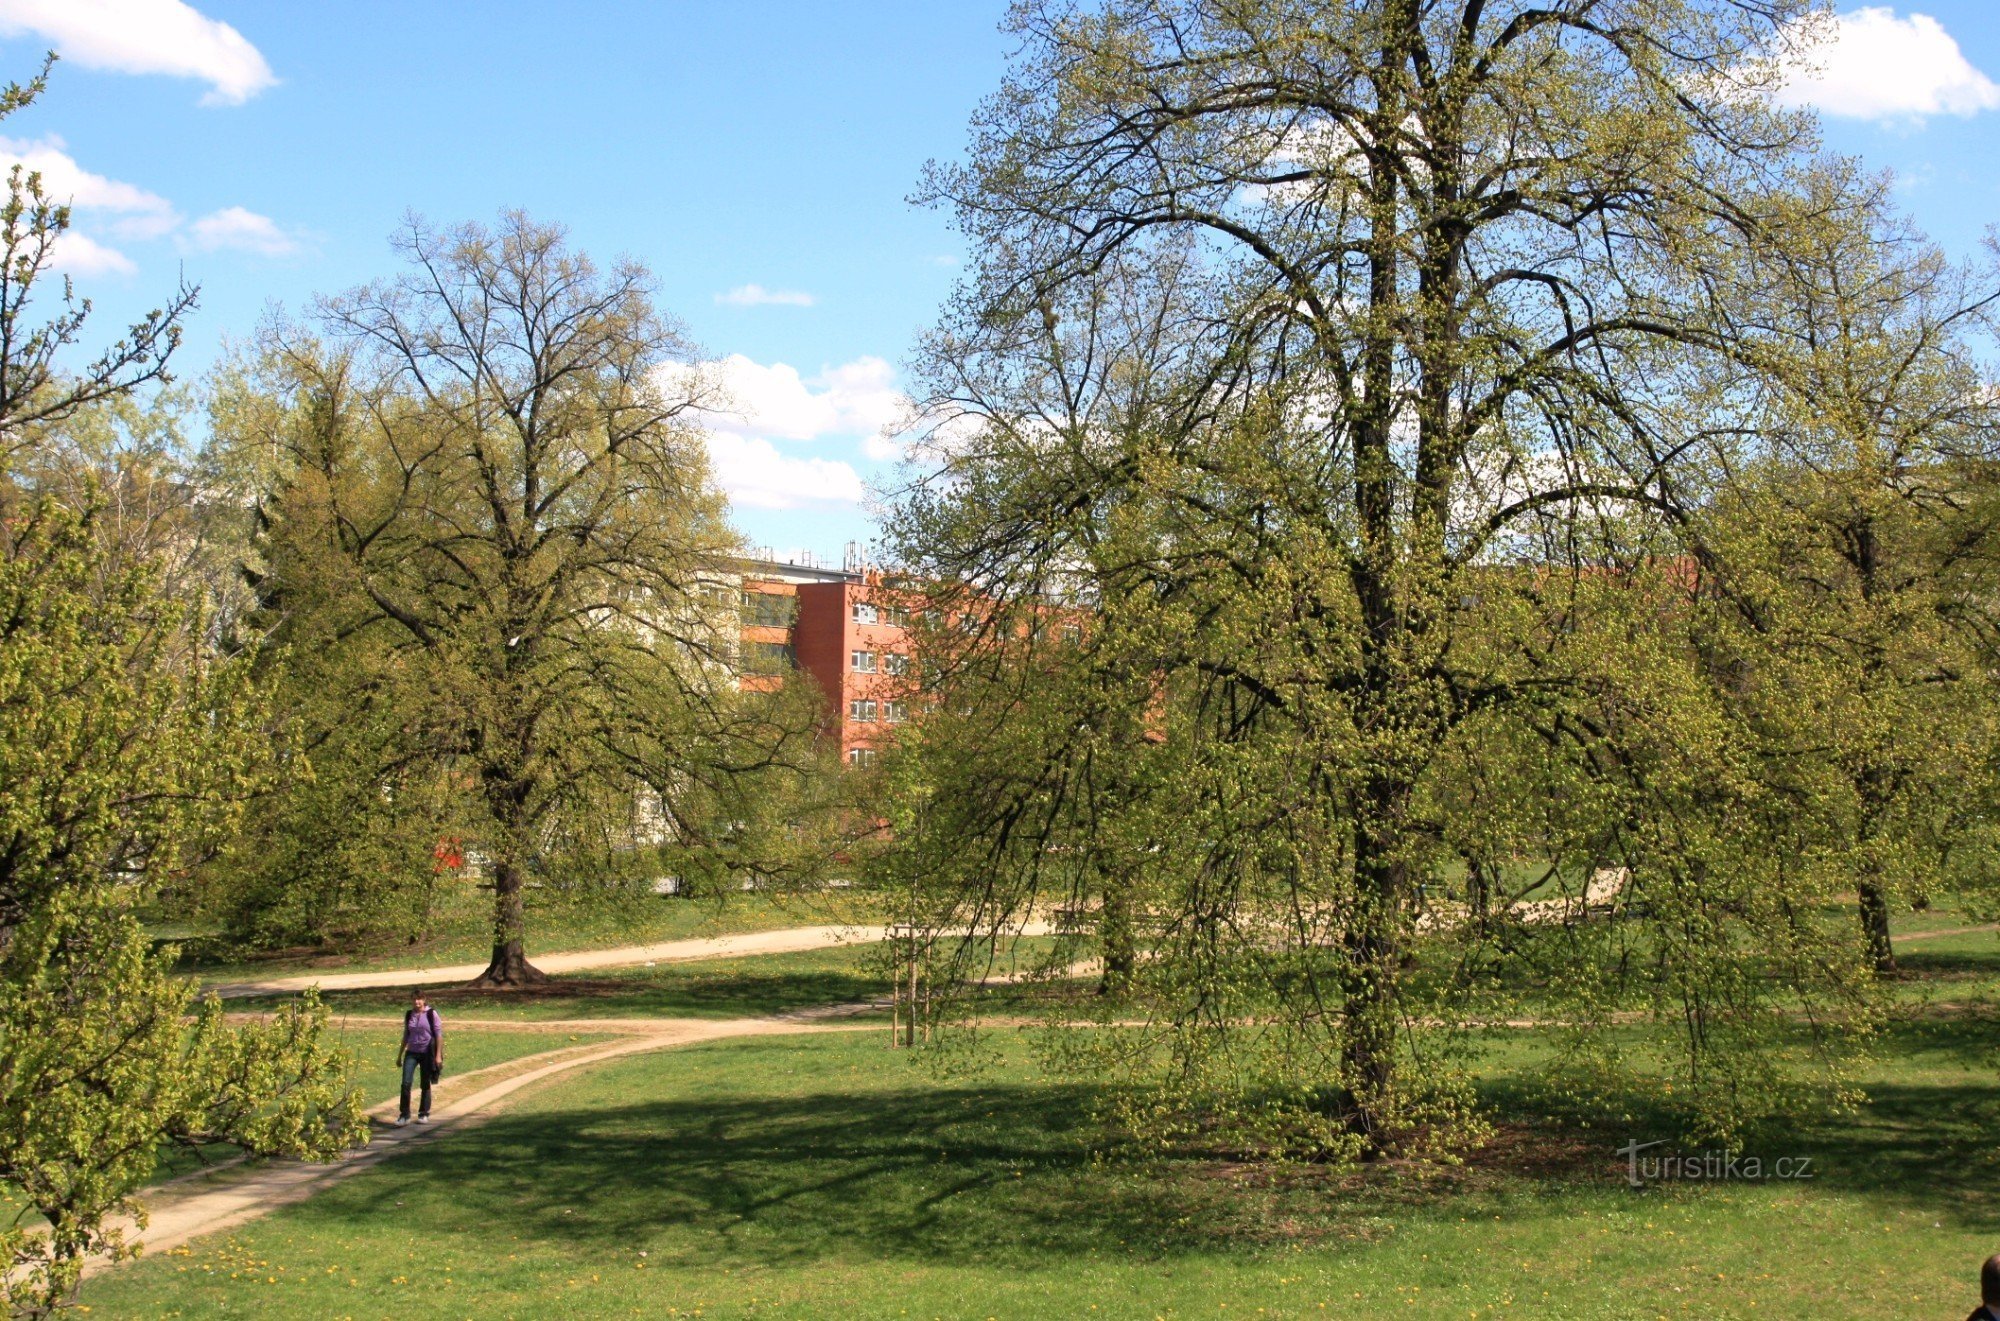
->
xmin=291 ymin=1020 xmax=2000 ymax=1273
xmin=308 ymin=1080 xmax=1192 ymax=1268
xmin=1869 ymin=1007 xmax=2000 ymax=1069
xmin=1477 ymin=1034 xmax=2000 ymax=1235
xmin=1895 ymin=949 xmax=2000 ymax=981
xmin=1800 ymin=1080 xmax=2000 ymax=1224
xmin=235 ymin=963 xmax=890 ymax=1021
xmin=306 ymin=1067 xmax=1539 ymax=1271
xmin=417 ymin=967 xmax=888 ymax=1019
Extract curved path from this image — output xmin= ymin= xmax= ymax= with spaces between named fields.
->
xmin=102 ymin=913 xmax=1993 ymax=1279
xmin=92 ymin=1012 xmax=874 ymax=1277
xmin=207 ymin=920 xmax=1059 ymax=999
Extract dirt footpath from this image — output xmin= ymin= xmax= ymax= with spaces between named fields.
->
xmin=208 ymin=920 xmax=1061 ymax=998
xmin=206 ymin=924 xmax=892 ymax=998
xmin=96 ymin=1014 xmax=875 ymax=1274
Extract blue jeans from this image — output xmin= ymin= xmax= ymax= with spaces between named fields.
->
xmin=400 ymin=1052 xmax=433 ymax=1119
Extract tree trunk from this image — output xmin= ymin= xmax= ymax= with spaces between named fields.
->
xmin=1339 ymin=948 xmax=1399 ymax=1150
xmin=1339 ymin=776 xmax=1409 ymax=1151
xmin=472 ymin=852 xmax=546 ymax=987
xmin=1334 ymin=15 xmax=1417 ymax=1151
xmin=1857 ymin=875 xmax=1896 ymax=976
xmin=1465 ymin=856 xmax=1492 ymax=937
xmin=1098 ymin=869 xmax=1135 ymax=995
xmin=1850 ymin=521 xmax=1897 ymax=978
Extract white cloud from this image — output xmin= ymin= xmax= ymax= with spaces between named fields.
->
xmin=677 ymin=354 xmax=915 ymax=512
xmin=704 ymin=353 xmax=909 ymax=445
xmin=704 ymin=433 xmax=866 ymax=511
xmin=186 ymin=204 xmax=298 ymax=256
xmin=859 ymin=431 xmax=909 ymax=462
xmin=0 ymin=138 xmax=299 ymax=271
xmin=49 ymin=229 xmax=134 ymax=276
xmin=0 ymin=0 xmax=275 ymax=105
xmin=1234 ymin=119 xmax=1360 ymax=209
xmin=110 ymin=208 xmax=181 ymax=241
xmin=1773 ymin=7 xmax=2000 ymax=120
xmin=0 ymin=134 xmax=178 ymax=233
xmin=715 ymin=283 xmax=816 ymax=308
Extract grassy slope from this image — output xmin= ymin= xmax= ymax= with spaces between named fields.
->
xmin=223 ymin=945 xmax=896 ymax=1022
xmin=175 ymin=888 xmax=883 ymax=984
xmin=325 ymin=1025 xmax=619 ymax=1106
xmin=86 ymin=989 xmax=1999 ymax=1320
xmin=220 ymin=936 xmax=1080 ymax=1023
xmin=0 ymin=1027 xmax=605 ymax=1223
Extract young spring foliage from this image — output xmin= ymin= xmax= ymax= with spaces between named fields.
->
xmin=220 ymin=214 xmax=836 ymax=983
xmin=878 ymin=0 xmax=1995 ymax=1154
xmin=0 ymin=58 xmax=361 ymax=1317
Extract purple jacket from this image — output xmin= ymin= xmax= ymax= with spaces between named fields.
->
xmin=403 ymin=1006 xmax=442 ymax=1055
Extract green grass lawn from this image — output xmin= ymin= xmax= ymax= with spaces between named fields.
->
xmin=84 ymin=1000 xmax=2000 ymax=1320
xmin=77 ymin=903 xmax=2000 ymax=1318
xmin=226 ymin=944 xmax=896 ymax=1023
xmin=173 ymin=887 xmax=883 ymax=984
xmin=326 ymin=1025 xmax=620 ymax=1106
xmin=221 ymin=935 xmax=1080 ymax=1024
xmin=0 ymin=1027 xmax=606 ymax=1222
xmin=1431 ymin=858 xmax=1596 ymax=904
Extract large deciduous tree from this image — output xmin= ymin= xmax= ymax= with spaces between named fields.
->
xmin=882 ymin=0 xmax=1982 ymax=1151
xmin=1689 ymin=168 xmax=2000 ymax=973
xmin=232 ymin=214 xmax=824 ymax=985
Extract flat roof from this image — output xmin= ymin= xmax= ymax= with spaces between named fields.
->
xmin=729 ymin=556 xmax=859 ymax=585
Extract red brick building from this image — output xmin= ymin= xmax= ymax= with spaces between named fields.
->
xmin=732 ymin=557 xmax=915 ymax=767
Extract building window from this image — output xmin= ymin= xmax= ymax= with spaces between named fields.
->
xmin=847 ymin=747 xmax=877 ymax=768
xmin=850 ymin=649 xmax=876 ymax=673
xmin=741 ymin=591 xmax=797 ymax=628
xmin=849 ymin=699 xmax=878 ymax=723
xmin=882 ymin=652 xmax=909 ymax=676
xmin=1061 ymin=624 xmax=1082 ymax=644
xmin=743 ymin=641 xmax=794 ymax=674
xmin=884 ymin=604 xmax=911 ymax=627
xmin=852 ymin=602 xmax=878 ymax=626
xmin=883 ymin=700 xmax=908 ymax=724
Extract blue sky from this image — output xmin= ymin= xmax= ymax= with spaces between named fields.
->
xmin=8 ymin=1 xmax=2000 ymax=559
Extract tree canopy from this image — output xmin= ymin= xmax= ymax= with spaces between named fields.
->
xmin=0 ymin=61 xmax=359 ymax=1315
xmin=222 ymin=213 xmax=831 ymax=984
xmin=877 ymin=0 xmax=2000 ymax=1154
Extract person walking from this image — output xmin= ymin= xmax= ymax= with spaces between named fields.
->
xmin=396 ymin=990 xmax=445 ymax=1127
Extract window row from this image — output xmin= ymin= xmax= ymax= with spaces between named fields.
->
xmin=850 ymin=650 xmax=911 ymax=675
xmin=742 ymin=641 xmax=795 ymax=674
xmin=740 ymin=590 xmax=798 ymax=628
xmin=851 ymin=602 xmax=913 ymax=627
xmin=847 ymin=699 xmax=908 ymax=724
xmin=850 ymin=603 xmax=1085 ymax=643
